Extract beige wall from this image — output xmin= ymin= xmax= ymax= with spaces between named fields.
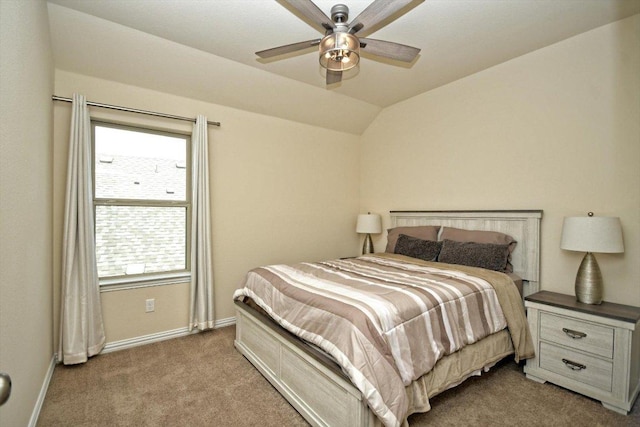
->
xmin=48 ymin=12 xmax=640 ymax=351
xmin=100 ymin=284 xmax=191 ymax=342
xmin=360 ymin=15 xmax=640 ymax=306
xmin=0 ymin=0 xmax=54 ymax=425
xmin=53 ymin=71 xmax=361 ymax=344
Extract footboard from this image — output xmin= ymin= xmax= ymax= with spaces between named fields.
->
xmin=234 ymin=301 xmax=377 ymax=427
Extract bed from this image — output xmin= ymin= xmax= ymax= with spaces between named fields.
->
xmin=233 ymin=210 xmax=542 ymax=427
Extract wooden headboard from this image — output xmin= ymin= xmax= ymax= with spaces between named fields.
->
xmin=390 ymin=210 xmax=543 ymax=297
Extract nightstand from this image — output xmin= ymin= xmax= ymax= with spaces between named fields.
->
xmin=524 ymin=291 xmax=640 ymax=415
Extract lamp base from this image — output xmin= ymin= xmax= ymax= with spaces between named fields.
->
xmin=362 ymin=234 xmax=374 ymax=255
xmin=575 ymin=252 xmax=603 ymax=304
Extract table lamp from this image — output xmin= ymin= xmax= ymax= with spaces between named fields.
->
xmin=560 ymin=212 xmax=624 ymax=304
xmin=356 ymin=213 xmax=382 ymax=254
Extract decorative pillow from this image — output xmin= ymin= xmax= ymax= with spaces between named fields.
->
xmin=440 ymin=226 xmax=516 ymax=247
xmin=437 ymin=240 xmax=511 ymax=272
xmin=394 ymin=234 xmax=443 ymax=262
xmin=440 ymin=227 xmax=517 ymax=272
xmin=385 ymin=226 xmax=440 ymax=253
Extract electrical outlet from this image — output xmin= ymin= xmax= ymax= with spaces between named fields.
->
xmin=145 ymin=298 xmax=155 ymax=313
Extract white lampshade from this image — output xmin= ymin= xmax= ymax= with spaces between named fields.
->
xmin=356 ymin=214 xmax=382 ymax=234
xmin=561 ymin=216 xmax=624 ymax=253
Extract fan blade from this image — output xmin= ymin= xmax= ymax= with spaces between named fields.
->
xmin=281 ymin=0 xmax=335 ymax=32
xmin=256 ymin=39 xmax=321 ymax=58
xmin=360 ymin=38 xmax=420 ymax=62
xmin=326 ymin=70 xmax=342 ymax=85
xmin=349 ymin=0 xmax=422 ymax=35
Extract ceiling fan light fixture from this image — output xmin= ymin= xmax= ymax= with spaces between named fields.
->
xmin=319 ymin=32 xmax=360 ymax=71
xmin=258 ymin=0 xmax=423 ymax=85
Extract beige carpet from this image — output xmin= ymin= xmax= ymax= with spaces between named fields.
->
xmin=38 ymin=325 xmax=639 ymax=426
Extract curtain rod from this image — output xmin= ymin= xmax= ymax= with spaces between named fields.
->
xmin=52 ymin=95 xmax=221 ymax=127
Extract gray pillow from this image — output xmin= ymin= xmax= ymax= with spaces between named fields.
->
xmin=440 ymin=227 xmax=517 ymax=272
xmin=394 ymin=234 xmax=443 ymax=262
xmin=385 ymin=226 xmax=440 ymax=253
xmin=437 ymin=239 xmax=510 ymax=271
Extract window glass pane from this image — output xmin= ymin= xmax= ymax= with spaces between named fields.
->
xmin=94 ymin=126 xmax=187 ymax=201
xmin=95 ymin=206 xmax=186 ymax=278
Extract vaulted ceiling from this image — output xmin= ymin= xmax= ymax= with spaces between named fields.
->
xmin=47 ymin=0 xmax=640 ymax=134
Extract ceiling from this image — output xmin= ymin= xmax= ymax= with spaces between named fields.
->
xmin=47 ymin=0 xmax=640 ymax=134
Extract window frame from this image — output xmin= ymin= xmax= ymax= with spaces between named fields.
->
xmin=91 ymin=121 xmax=192 ymax=288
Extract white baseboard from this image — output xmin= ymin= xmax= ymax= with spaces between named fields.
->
xmin=28 ymin=354 xmax=56 ymax=427
xmin=213 ymin=316 xmax=236 ymax=329
xmin=102 ymin=327 xmax=196 ymax=354
xmin=102 ymin=316 xmax=236 ymax=354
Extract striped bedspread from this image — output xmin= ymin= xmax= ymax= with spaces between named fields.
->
xmin=233 ymin=254 xmax=522 ymax=427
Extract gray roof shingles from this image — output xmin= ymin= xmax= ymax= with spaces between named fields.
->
xmin=95 ymin=155 xmax=188 ymax=278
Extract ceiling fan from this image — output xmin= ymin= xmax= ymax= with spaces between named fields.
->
xmin=256 ymin=0 xmax=424 ymax=85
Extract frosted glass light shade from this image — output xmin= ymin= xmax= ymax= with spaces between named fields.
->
xmin=319 ymin=32 xmax=360 ymax=71
xmin=561 ymin=216 xmax=624 ymax=253
xmin=356 ymin=214 xmax=382 ymax=234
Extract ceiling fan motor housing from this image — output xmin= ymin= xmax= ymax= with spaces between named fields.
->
xmin=331 ymin=4 xmax=349 ymax=23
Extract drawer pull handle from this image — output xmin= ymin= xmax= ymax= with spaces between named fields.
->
xmin=562 ymin=328 xmax=587 ymax=339
xmin=562 ymin=358 xmax=586 ymax=371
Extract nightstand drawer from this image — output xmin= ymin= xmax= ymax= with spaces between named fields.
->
xmin=540 ymin=312 xmax=613 ymax=359
xmin=539 ymin=342 xmax=613 ymax=392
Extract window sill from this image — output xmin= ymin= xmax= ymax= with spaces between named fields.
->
xmin=99 ymin=272 xmax=191 ymax=292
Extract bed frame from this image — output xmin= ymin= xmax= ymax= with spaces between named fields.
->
xmin=234 ymin=210 xmax=542 ymax=427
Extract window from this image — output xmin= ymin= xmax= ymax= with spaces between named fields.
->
xmin=92 ymin=122 xmax=190 ymax=283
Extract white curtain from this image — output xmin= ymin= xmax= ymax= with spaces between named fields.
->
xmin=189 ymin=115 xmax=215 ymax=331
xmin=58 ymin=94 xmax=106 ymax=364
